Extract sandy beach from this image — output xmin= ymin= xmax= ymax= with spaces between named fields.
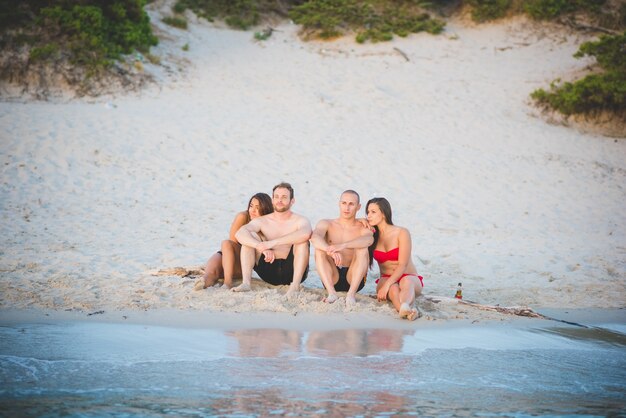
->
xmin=1 ymin=4 xmax=624 ymax=320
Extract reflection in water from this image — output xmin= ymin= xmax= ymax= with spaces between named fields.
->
xmin=228 ymin=328 xmax=413 ymax=358
xmin=226 ymin=329 xmax=302 ymax=357
xmin=208 ymin=388 xmax=412 ymax=417
xmin=1 ymin=323 xmax=625 ymax=417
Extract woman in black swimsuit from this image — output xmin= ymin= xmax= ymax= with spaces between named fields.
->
xmin=195 ymin=193 xmax=273 ymax=290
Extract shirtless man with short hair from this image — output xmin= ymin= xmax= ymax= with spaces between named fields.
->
xmin=310 ymin=190 xmax=373 ymax=306
xmin=233 ymin=182 xmax=312 ymax=299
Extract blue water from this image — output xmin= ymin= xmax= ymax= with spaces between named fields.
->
xmin=1 ymin=321 xmax=625 ymax=417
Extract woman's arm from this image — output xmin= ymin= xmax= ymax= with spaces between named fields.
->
xmin=228 ymin=211 xmax=249 ymax=243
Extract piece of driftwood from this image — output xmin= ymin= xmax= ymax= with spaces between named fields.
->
xmin=426 ymin=296 xmax=588 ymax=327
xmin=462 ymin=299 xmax=543 ymax=318
xmin=153 ymin=267 xmax=204 ymax=277
xmin=560 ymin=17 xmax=619 ymax=35
xmin=393 ymin=47 xmax=410 ymax=62
xmin=426 ymin=295 xmax=544 ymax=317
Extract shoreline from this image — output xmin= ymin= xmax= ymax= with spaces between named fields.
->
xmin=1 ymin=306 xmax=623 ymax=331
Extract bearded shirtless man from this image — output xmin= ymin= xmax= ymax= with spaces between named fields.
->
xmin=233 ymin=182 xmax=311 ymax=299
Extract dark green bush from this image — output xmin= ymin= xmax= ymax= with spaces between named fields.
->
xmin=467 ymin=0 xmax=511 ymax=22
xmin=523 ymin=0 xmax=605 ymax=20
xmin=531 ymin=32 xmax=626 ymax=115
xmin=1 ymin=1 xmax=157 ymax=73
xmin=172 ymin=0 xmax=445 ymax=41
xmin=575 ymin=31 xmax=626 ymax=72
xmin=163 ymin=15 xmax=188 ymax=29
xmin=464 ymin=0 xmax=612 ymax=23
xmin=29 ymin=43 xmax=60 ymax=61
xmin=289 ymin=0 xmax=444 ymax=42
xmin=173 ymin=0 xmax=261 ymax=29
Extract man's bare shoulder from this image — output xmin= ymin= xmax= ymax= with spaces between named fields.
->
xmin=289 ymin=211 xmax=311 ymax=224
xmin=315 ymin=218 xmax=333 ymax=228
xmin=247 ymin=213 xmax=273 ymax=227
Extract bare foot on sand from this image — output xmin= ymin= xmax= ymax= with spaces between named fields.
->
xmin=193 ymin=279 xmax=206 ymax=291
xmin=231 ymin=283 xmax=251 ymax=292
xmin=399 ymin=303 xmax=420 ymax=321
xmin=323 ymin=293 xmax=339 ymax=304
xmin=285 ymin=284 xmax=300 ymax=300
xmin=346 ymin=294 xmax=356 ymax=307
xmin=221 ymin=283 xmax=232 ymax=290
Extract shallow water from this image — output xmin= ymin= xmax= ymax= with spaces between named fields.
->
xmin=1 ymin=321 xmax=625 ymax=417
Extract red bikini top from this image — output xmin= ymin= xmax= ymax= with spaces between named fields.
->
xmin=373 ymin=247 xmax=399 ymax=263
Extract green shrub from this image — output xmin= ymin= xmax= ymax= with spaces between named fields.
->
xmin=1 ymin=1 xmax=158 ymax=74
xmin=575 ymin=31 xmax=626 ymax=72
xmin=254 ymin=28 xmax=273 ymax=40
xmin=531 ymin=32 xmax=626 ymax=115
xmin=171 ymin=0 xmax=445 ymax=41
xmin=29 ymin=43 xmax=60 ymax=61
xmin=289 ymin=0 xmax=444 ymax=42
xmin=36 ymin=2 xmax=158 ymax=70
xmin=523 ymin=0 xmax=605 ymax=20
xmin=174 ymin=0 xmax=261 ymax=29
xmin=468 ymin=0 xmax=512 ymax=22
xmin=163 ymin=15 xmax=188 ymax=29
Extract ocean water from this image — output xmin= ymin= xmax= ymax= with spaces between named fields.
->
xmin=0 ymin=320 xmax=625 ymax=417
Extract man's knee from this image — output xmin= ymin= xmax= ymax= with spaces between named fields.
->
xmin=353 ymin=247 xmax=369 ymax=263
xmin=314 ymin=248 xmax=331 ymax=264
xmin=293 ymin=241 xmax=310 ymax=257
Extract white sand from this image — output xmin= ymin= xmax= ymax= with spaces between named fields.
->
xmin=0 ymin=2 xmax=624 ymax=326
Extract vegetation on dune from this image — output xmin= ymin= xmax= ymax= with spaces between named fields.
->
xmin=172 ymin=0 xmax=444 ymax=42
xmin=522 ymin=0 xmax=606 ymax=20
xmin=1 ymin=0 xmax=157 ymax=75
xmin=467 ymin=0 xmax=512 ymax=22
xmin=162 ymin=15 xmax=189 ymax=29
xmin=1 ymin=0 xmax=623 ymax=123
xmin=464 ymin=0 xmax=625 ymax=26
xmin=172 ymin=0 xmax=269 ymax=30
xmin=531 ymin=32 xmax=626 ymax=116
xmin=288 ymin=0 xmax=444 ymax=42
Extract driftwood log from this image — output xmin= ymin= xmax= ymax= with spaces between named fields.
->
xmin=559 ymin=17 xmax=620 ymax=35
xmin=426 ymin=296 xmax=588 ymax=327
xmin=153 ymin=266 xmax=204 ymax=277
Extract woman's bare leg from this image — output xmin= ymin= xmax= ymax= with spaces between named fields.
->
xmin=195 ymin=252 xmax=223 ymax=290
xmin=398 ymin=277 xmax=422 ymax=320
xmin=385 ymin=284 xmax=402 ymax=312
xmin=221 ymin=240 xmax=242 ymax=289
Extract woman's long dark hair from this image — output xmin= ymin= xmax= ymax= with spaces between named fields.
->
xmin=366 ymin=197 xmax=393 ymax=267
xmin=246 ymin=192 xmax=273 ymax=223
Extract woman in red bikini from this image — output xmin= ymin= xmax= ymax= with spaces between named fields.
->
xmin=366 ymin=197 xmax=424 ymax=321
xmin=195 ymin=193 xmax=273 ymax=290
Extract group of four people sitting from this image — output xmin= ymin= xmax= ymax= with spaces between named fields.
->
xmin=195 ymin=182 xmax=423 ymax=321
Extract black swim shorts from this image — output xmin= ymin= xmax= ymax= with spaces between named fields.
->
xmin=254 ymin=246 xmax=309 ymax=286
xmin=334 ymin=266 xmax=366 ymax=292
